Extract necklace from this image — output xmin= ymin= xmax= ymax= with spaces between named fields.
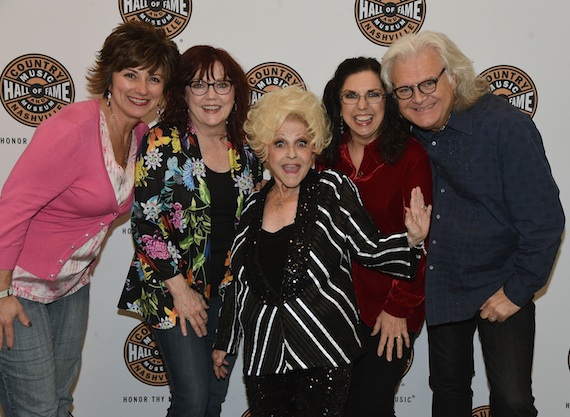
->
xmin=272 ymin=187 xmax=294 ymax=208
xmin=107 ymin=107 xmax=132 ymax=166
xmin=122 ymin=133 xmax=132 ymax=165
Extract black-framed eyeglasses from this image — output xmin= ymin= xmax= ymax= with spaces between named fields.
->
xmin=189 ymin=79 xmax=233 ymax=96
xmin=340 ymin=89 xmax=386 ymax=105
xmin=392 ymin=68 xmax=447 ymax=100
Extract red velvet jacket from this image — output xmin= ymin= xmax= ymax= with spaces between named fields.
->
xmin=318 ymin=135 xmax=432 ymax=331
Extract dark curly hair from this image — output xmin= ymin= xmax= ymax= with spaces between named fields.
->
xmin=161 ymin=45 xmax=249 ymax=151
xmin=318 ymin=57 xmax=411 ymax=167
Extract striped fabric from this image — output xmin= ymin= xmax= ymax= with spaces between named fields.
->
xmin=215 ymin=169 xmax=420 ymax=376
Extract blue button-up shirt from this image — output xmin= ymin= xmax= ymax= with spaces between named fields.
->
xmin=413 ymin=94 xmax=565 ymax=326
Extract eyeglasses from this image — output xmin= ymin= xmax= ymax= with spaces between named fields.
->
xmin=189 ymin=79 xmax=233 ymax=96
xmin=392 ymin=68 xmax=447 ymax=100
xmin=340 ymin=89 xmax=386 ymax=105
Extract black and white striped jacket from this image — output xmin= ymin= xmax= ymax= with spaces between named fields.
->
xmin=215 ymin=169 xmax=420 ymax=376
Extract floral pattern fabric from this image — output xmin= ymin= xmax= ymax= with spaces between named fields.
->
xmin=118 ymin=121 xmax=262 ymax=329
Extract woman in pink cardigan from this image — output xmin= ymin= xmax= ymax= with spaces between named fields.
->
xmin=0 ymin=21 xmax=178 ymax=417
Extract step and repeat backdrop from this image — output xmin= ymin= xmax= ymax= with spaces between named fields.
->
xmin=1 ymin=1 xmax=569 ymax=416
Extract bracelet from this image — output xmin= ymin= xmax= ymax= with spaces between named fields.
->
xmin=409 ymin=240 xmax=427 ymax=256
xmin=0 ymin=285 xmax=14 ymax=299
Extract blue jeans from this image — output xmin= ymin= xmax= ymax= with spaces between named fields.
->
xmin=427 ymin=301 xmax=537 ymax=417
xmin=0 ymin=284 xmax=90 ymax=417
xmin=152 ymin=296 xmax=236 ymax=417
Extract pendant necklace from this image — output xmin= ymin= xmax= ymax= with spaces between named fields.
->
xmin=273 ymin=187 xmax=294 ymax=209
xmin=108 ymin=109 xmax=132 ymax=166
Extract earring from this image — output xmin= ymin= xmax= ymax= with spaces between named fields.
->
xmin=340 ymin=116 xmax=345 ymax=135
xmin=233 ymin=103 xmax=237 ymax=112
xmin=157 ymin=105 xmax=163 ymax=116
xmin=106 ymin=91 xmax=112 ymax=107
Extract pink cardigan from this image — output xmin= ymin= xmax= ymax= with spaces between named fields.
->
xmin=0 ymin=100 xmax=147 ymax=280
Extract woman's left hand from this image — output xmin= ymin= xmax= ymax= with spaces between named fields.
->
xmin=372 ymin=311 xmax=410 ymax=361
xmin=164 ymin=274 xmax=209 ymax=337
xmin=212 ymin=349 xmax=229 ymax=380
xmin=404 ymin=186 xmax=432 ymax=246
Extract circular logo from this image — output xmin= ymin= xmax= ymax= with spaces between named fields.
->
xmin=119 ymin=0 xmax=192 ymax=39
xmin=479 ymin=65 xmax=538 ymax=118
xmin=123 ymin=322 xmax=169 ymax=386
xmin=354 ymin=0 xmax=426 ymax=47
xmin=472 ymin=405 xmax=491 ymax=417
xmin=246 ymin=62 xmax=307 ymax=106
xmin=1 ymin=54 xmax=75 ymax=127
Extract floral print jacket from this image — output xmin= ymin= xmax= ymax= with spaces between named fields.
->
xmin=118 ymin=121 xmax=262 ymax=329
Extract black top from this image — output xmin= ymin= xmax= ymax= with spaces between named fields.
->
xmin=205 ymin=166 xmax=237 ymax=295
xmin=259 ymin=224 xmax=295 ymax=296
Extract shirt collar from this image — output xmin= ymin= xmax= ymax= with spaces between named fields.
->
xmin=412 ymin=107 xmax=474 ymax=140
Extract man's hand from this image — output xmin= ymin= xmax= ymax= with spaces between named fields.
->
xmin=479 ymin=287 xmax=520 ymax=323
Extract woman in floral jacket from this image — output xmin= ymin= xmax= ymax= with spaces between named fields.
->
xmin=118 ymin=46 xmax=262 ymax=417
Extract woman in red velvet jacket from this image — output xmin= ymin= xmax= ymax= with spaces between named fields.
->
xmin=318 ymin=57 xmax=432 ymax=417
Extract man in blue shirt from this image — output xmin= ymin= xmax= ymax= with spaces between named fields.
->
xmin=381 ymin=31 xmax=565 ymax=417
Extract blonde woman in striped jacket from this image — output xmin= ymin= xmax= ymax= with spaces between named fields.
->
xmin=212 ymin=86 xmax=431 ymax=417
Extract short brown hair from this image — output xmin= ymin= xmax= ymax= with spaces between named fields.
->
xmin=85 ymin=20 xmax=179 ymax=97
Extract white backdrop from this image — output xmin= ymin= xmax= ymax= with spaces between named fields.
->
xmin=1 ymin=1 xmax=569 ymax=416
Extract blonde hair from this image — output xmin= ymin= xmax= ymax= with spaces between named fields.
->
xmin=244 ymin=86 xmax=331 ymax=162
xmin=381 ymin=31 xmax=489 ymax=113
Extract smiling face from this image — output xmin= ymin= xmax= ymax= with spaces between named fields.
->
xmin=186 ymin=61 xmax=235 ymax=134
xmin=108 ymin=66 xmax=165 ymax=125
xmin=340 ymin=70 xmax=386 ymax=145
xmin=390 ymin=48 xmax=456 ymax=132
xmin=266 ymin=117 xmax=315 ymax=190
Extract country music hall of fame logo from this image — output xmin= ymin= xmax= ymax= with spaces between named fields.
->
xmin=354 ymin=0 xmax=426 ymax=47
xmin=119 ymin=0 xmax=192 ymax=38
xmin=246 ymin=62 xmax=307 ymax=105
xmin=124 ymin=322 xmax=169 ymax=386
xmin=1 ymin=54 xmax=75 ymax=127
xmin=472 ymin=405 xmax=491 ymax=417
xmin=479 ymin=65 xmax=538 ymax=118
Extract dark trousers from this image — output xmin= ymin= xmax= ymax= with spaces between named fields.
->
xmin=344 ymin=321 xmax=416 ymax=417
xmin=244 ymin=365 xmax=351 ymax=417
xmin=428 ymin=301 xmax=537 ymax=417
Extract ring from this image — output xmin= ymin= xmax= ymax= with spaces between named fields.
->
xmin=395 ymin=336 xmax=401 ymax=339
